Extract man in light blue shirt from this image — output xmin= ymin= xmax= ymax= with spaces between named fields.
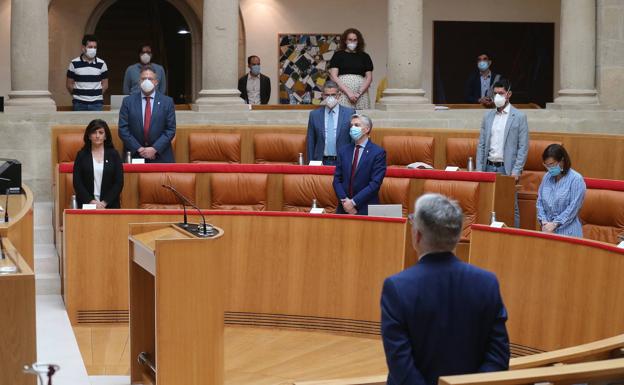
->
xmin=122 ymin=44 xmax=167 ymax=95
xmin=306 ymin=81 xmax=355 ymax=165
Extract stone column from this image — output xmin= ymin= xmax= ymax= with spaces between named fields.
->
xmin=5 ymin=0 xmax=56 ymax=111
xmin=550 ymin=0 xmax=599 ymax=107
xmin=378 ymin=0 xmax=432 ymax=110
xmin=193 ymin=0 xmax=245 ymax=111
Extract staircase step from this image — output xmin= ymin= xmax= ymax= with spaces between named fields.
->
xmin=35 ymin=224 xmax=54 ymax=245
xmin=33 ymin=202 xmax=53 ymax=227
xmin=35 ymin=255 xmax=59 ymax=275
xmin=35 ymin=243 xmax=57 ymax=259
xmin=36 ymin=273 xmax=61 ymax=295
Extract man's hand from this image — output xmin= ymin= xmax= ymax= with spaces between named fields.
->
xmin=479 ymin=97 xmax=494 ymax=108
xmin=512 ymin=174 xmax=520 ymax=183
xmin=138 ymin=146 xmax=157 ymax=160
xmin=341 ymin=198 xmax=357 ymax=215
xmin=542 ymin=222 xmax=557 ymax=233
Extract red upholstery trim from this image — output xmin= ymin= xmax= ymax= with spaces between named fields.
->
xmin=59 ymin=162 xmax=497 ymax=182
xmin=64 ymin=209 xmax=406 ymax=223
xmin=471 ymin=224 xmax=624 ymax=255
xmin=584 ymin=177 xmax=624 ymax=192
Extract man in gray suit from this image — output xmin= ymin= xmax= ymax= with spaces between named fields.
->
xmin=476 ymin=79 xmax=528 ymax=227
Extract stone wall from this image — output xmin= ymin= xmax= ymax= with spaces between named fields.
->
xmin=597 ymin=0 xmax=624 ymax=109
xmin=1 ymin=108 xmax=623 ymax=202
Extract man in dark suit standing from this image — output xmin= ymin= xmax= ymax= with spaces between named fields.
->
xmin=464 ymin=51 xmax=502 ymax=106
xmin=306 ymin=81 xmax=355 ymax=165
xmin=118 ymin=67 xmax=176 ymax=163
xmin=381 ymin=193 xmax=510 ymax=385
xmin=333 ymin=113 xmax=386 ymax=215
xmin=237 ymin=55 xmax=271 ymax=105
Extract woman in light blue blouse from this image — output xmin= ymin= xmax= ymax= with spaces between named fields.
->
xmin=536 ymin=144 xmax=586 ymax=237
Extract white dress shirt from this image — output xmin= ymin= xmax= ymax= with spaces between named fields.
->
xmin=141 ymin=91 xmax=156 ymax=126
xmin=488 ymin=103 xmax=510 ymax=162
xmin=247 ymin=74 xmax=261 ymax=105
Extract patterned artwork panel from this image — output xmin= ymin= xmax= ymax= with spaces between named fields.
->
xmin=278 ymin=34 xmax=341 ymax=105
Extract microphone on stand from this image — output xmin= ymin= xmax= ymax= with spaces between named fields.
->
xmin=161 ymin=184 xmax=188 ymax=228
xmin=161 ymin=184 xmax=216 ymax=237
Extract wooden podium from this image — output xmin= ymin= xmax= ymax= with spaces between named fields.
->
xmin=128 ymin=222 xmax=226 ymax=385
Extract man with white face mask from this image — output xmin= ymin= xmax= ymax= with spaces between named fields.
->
xmin=306 ymin=81 xmax=355 ymax=165
xmin=464 ymin=52 xmax=502 ymax=106
xmin=476 ymin=78 xmax=529 ymax=227
xmin=66 ymin=34 xmax=109 ymax=111
xmin=118 ymin=67 xmax=176 ymax=163
xmin=122 ymin=44 xmax=167 ymax=95
xmin=332 ymin=114 xmax=386 ymax=215
xmin=237 ymin=55 xmax=271 ymax=104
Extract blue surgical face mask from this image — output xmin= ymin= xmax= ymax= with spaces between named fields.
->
xmin=547 ymin=165 xmax=562 ymax=177
xmin=250 ymin=65 xmax=261 ymax=75
xmin=350 ymin=126 xmax=363 ymax=141
xmin=478 ymin=60 xmax=490 ymax=71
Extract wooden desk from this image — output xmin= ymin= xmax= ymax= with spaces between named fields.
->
xmin=0 ymin=185 xmax=34 ymax=268
xmin=129 ymin=223 xmax=225 ymax=385
xmin=469 ymin=224 xmax=624 ymax=352
xmin=63 ymin=211 xmax=406 ymax=327
xmin=0 ymin=238 xmax=36 ymax=385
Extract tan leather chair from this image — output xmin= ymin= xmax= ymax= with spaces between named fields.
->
xmin=210 ymin=173 xmax=268 ymax=211
xmin=580 ymin=188 xmax=624 ymax=243
xmin=518 ymin=140 xmax=562 ymax=229
xmin=138 ymin=173 xmax=196 ymax=209
xmin=445 ymin=138 xmax=478 ymax=168
xmin=379 ymin=177 xmax=410 ymax=217
xmin=423 ymin=179 xmax=480 ymax=241
xmin=282 ymin=174 xmax=338 ymax=213
xmin=382 ymin=136 xmax=435 ymax=167
xmin=189 ymin=133 xmax=241 ymax=163
xmin=254 ymin=133 xmax=306 ymax=164
xmin=57 ymin=133 xmax=85 ymax=163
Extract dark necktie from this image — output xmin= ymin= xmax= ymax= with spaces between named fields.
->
xmin=349 ymin=145 xmax=361 ymax=197
xmin=143 ymin=96 xmax=152 ymax=144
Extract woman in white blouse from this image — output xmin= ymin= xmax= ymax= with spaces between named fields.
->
xmin=73 ymin=119 xmax=124 ymax=209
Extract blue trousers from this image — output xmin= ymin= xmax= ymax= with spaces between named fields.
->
xmin=485 ymin=163 xmax=520 ymax=228
xmin=73 ymin=100 xmax=103 ymax=111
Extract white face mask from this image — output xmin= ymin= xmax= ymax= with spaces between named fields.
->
xmin=140 ymin=53 xmax=151 ymax=64
xmin=347 ymin=42 xmax=357 ymax=51
xmin=494 ymin=93 xmax=507 ymax=108
xmin=141 ymin=79 xmax=155 ymax=94
xmin=85 ymin=48 xmax=97 ymax=59
xmin=324 ymin=95 xmax=338 ymax=109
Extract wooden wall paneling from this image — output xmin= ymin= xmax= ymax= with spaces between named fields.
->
xmin=0 ymin=239 xmax=36 ymax=385
xmin=493 ymin=174 xmax=516 ymax=227
xmin=195 ymin=172 xmax=211 ymax=208
xmin=267 ymin=174 xmax=284 ymax=211
xmin=469 ymin=227 xmax=624 ymax=351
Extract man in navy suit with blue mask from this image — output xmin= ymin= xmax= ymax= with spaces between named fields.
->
xmin=332 ymin=113 xmax=386 ymax=215
xmin=381 ymin=193 xmax=510 ymax=385
xmin=118 ymin=67 xmax=176 ymax=163
xmin=306 ymin=81 xmax=355 ymax=166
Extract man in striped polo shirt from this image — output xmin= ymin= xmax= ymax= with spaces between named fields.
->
xmin=66 ymin=34 xmax=109 ymax=111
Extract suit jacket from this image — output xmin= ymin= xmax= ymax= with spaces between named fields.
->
xmin=381 ymin=252 xmax=510 ymax=385
xmin=306 ymin=105 xmax=355 ymax=161
xmin=238 ymin=73 xmax=271 ymax=104
xmin=72 ymin=147 xmax=124 ymax=208
xmin=118 ymin=91 xmax=176 ymax=163
xmin=464 ymin=71 xmax=501 ymax=103
xmin=476 ymin=105 xmax=529 ymax=176
xmin=333 ymin=140 xmax=387 ymax=215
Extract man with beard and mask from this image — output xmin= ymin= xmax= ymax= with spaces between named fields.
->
xmin=118 ymin=67 xmax=176 ymax=163
xmin=332 ymin=113 xmax=386 ymax=215
xmin=306 ymin=81 xmax=355 ymax=165
xmin=237 ymin=55 xmax=271 ymax=104
xmin=476 ymin=78 xmax=529 ymax=227
xmin=464 ymin=52 xmax=502 ymax=106
xmin=66 ymin=34 xmax=109 ymax=111
xmin=122 ymin=44 xmax=167 ymax=95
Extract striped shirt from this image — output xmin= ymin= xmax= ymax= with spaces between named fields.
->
xmin=67 ymin=56 xmax=108 ymax=103
xmin=536 ymin=168 xmax=586 ymax=237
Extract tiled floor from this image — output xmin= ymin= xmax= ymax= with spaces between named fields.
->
xmin=36 ymin=295 xmax=130 ymax=385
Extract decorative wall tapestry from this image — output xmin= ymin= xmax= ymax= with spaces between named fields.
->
xmin=278 ymin=34 xmax=341 ymax=105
